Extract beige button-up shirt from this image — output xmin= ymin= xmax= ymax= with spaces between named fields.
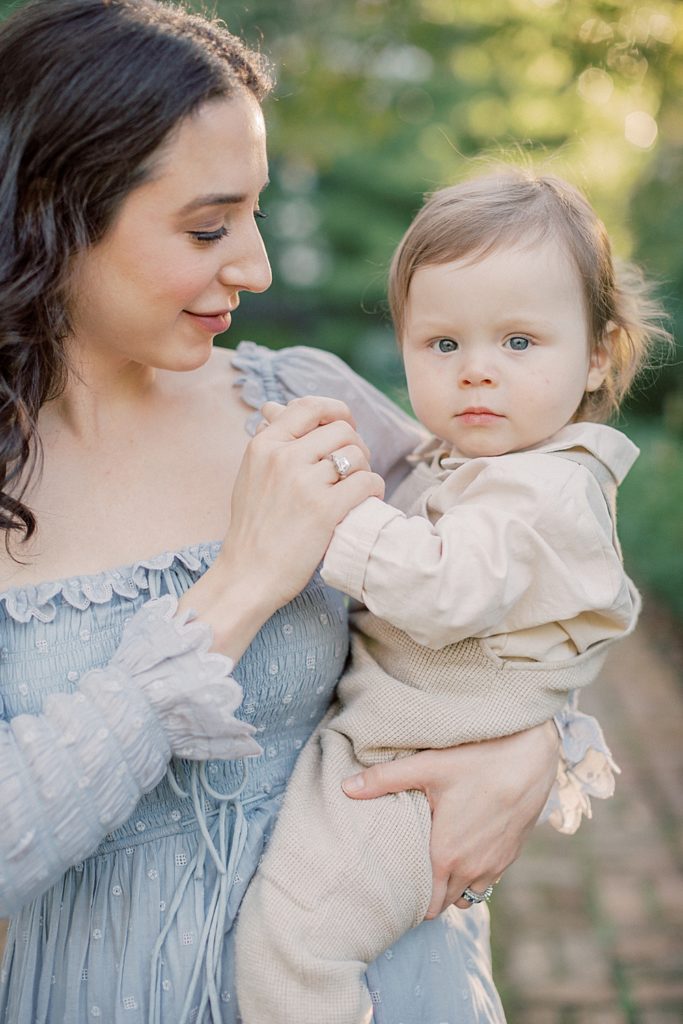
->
xmin=322 ymin=422 xmax=640 ymax=663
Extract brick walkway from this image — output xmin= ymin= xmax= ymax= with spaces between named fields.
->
xmin=493 ymin=601 xmax=683 ymax=1024
xmin=1 ymin=605 xmax=681 ymax=1022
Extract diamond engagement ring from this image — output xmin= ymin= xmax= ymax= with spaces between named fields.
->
xmin=461 ymin=885 xmax=494 ymax=905
xmin=330 ymin=451 xmax=352 ymax=480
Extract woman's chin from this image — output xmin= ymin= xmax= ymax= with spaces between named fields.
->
xmin=159 ymin=336 xmax=218 ymax=373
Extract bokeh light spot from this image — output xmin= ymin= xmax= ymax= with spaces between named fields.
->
xmin=624 ymin=110 xmax=658 ymax=148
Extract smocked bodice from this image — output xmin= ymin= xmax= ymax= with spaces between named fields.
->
xmin=0 ymin=546 xmax=347 ymax=850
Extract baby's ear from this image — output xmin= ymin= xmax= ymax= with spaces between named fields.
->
xmin=585 ymin=322 xmax=616 ymax=393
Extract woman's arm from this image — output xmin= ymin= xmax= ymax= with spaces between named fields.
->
xmin=0 ymin=597 xmax=259 ymax=916
xmin=342 ymin=720 xmax=560 ymax=918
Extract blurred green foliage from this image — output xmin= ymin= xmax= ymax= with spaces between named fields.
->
xmin=618 ymin=415 xmax=683 ymax=617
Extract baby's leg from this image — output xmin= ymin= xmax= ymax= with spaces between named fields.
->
xmin=235 ymin=716 xmax=432 ymax=1024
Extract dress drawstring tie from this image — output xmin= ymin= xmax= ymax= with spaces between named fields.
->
xmin=148 ymin=760 xmax=250 ymax=1024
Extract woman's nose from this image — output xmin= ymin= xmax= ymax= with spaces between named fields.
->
xmin=218 ymin=219 xmax=272 ymax=295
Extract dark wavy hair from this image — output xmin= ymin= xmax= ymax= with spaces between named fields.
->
xmin=0 ymin=0 xmax=273 ymax=551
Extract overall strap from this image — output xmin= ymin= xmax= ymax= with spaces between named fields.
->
xmin=551 ymin=449 xmax=622 ymax=559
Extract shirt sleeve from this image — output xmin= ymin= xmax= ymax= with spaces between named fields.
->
xmin=323 ymin=454 xmax=632 ymax=650
xmin=232 ymin=341 xmax=426 ymax=498
xmin=0 ymin=595 xmax=260 ymax=916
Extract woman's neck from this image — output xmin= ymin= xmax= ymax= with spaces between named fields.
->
xmin=48 ymin=337 xmax=162 ymax=442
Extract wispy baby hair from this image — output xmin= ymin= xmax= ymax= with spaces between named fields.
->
xmin=388 ymin=168 xmax=671 ymax=422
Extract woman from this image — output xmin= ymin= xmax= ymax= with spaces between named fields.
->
xmin=0 ymin=1 xmax=613 ymax=1021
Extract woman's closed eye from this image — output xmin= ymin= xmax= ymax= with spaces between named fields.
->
xmin=189 ymin=226 xmax=230 ymax=244
xmin=430 ymin=337 xmax=458 ymax=353
xmin=503 ymin=335 xmax=532 ymax=351
xmin=188 ymin=209 xmax=267 ymax=245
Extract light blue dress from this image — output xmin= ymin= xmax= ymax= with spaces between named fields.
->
xmin=0 ymin=343 xmax=612 ymax=1023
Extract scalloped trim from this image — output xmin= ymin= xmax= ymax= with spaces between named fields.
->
xmin=0 ymin=542 xmax=222 ymax=624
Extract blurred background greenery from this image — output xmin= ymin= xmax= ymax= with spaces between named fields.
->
xmin=1 ymin=0 xmax=681 ymax=615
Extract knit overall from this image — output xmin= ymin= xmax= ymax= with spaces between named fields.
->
xmin=235 ymin=450 xmax=639 ymax=1024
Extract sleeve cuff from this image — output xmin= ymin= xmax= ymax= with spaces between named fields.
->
xmin=322 ymin=497 xmax=405 ymax=600
xmin=106 ymin=595 xmax=262 ymax=761
xmin=539 ymin=706 xmax=620 ymax=834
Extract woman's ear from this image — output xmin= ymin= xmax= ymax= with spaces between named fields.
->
xmin=585 ymin=322 xmax=616 ymax=393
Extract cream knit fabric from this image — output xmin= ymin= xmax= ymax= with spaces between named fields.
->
xmin=235 ymin=449 xmax=638 ymax=1024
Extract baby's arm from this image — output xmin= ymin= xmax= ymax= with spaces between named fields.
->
xmin=323 ymin=454 xmax=631 ymax=650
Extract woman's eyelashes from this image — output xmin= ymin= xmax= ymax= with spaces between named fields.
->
xmin=189 ymin=226 xmax=230 ymax=244
xmin=189 ymin=208 xmax=267 ymax=245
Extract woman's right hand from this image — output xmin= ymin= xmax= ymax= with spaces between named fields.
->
xmin=179 ymin=396 xmax=384 ymax=657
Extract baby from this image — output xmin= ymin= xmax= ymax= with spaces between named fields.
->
xmin=235 ymin=170 xmax=666 ymax=1024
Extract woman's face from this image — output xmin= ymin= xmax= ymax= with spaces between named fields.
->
xmin=68 ymin=91 xmax=271 ymax=372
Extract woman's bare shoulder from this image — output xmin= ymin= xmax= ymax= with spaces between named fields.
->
xmin=162 ymin=344 xmax=244 ymax=410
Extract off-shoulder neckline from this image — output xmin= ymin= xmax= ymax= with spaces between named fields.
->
xmin=0 ymin=541 xmax=223 ymax=624
xmin=0 ymin=341 xmax=283 ymax=620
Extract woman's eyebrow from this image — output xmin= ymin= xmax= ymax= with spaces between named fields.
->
xmin=178 ymin=181 xmax=270 ymax=216
xmin=178 ymin=193 xmax=244 ymax=214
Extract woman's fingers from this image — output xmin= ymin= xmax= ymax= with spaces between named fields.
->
xmin=260 ymin=400 xmax=286 ymax=423
xmin=451 ymin=876 xmax=498 ymax=912
xmin=332 ymin=470 xmax=385 ymax=512
xmin=260 ymin=396 xmax=358 ymax=440
xmin=343 ymin=728 xmax=560 ymax=920
xmin=257 ymin=399 xmax=372 ymax=466
xmin=341 ymin=750 xmax=432 ymax=798
xmin=302 ymin=421 xmax=372 ymax=465
xmin=324 ymin=445 xmax=368 ymax=483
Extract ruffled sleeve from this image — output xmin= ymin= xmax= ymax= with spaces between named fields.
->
xmin=540 ymin=696 xmax=620 ymax=834
xmin=232 ymin=341 xmax=426 ymax=497
xmin=0 ymin=595 xmax=260 ymax=916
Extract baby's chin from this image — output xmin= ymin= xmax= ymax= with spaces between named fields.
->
xmin=445 ymin=435 xmax=517 ymax=460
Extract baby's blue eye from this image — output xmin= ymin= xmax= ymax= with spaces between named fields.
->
xmin=432 ymin=338 xmax=458 ymax=353
xmin=506 ymin=336 xmax=530 ymax=351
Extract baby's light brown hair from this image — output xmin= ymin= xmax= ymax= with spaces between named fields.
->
xmin=388 ymin=169 xmax=670 ymax=422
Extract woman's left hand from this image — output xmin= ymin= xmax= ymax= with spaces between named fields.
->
xmin=342 ymin=720 xmax=560 ymax=918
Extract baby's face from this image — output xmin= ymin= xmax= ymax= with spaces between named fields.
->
xmin=401 ymin=236 xmax=608 ymax=458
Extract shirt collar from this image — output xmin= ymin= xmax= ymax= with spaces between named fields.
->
xmin=413 ymin=422 xmax=639 ymax=485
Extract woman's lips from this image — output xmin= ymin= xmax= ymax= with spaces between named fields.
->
xmin=183 ymin=310 xmax=231 ymax=333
